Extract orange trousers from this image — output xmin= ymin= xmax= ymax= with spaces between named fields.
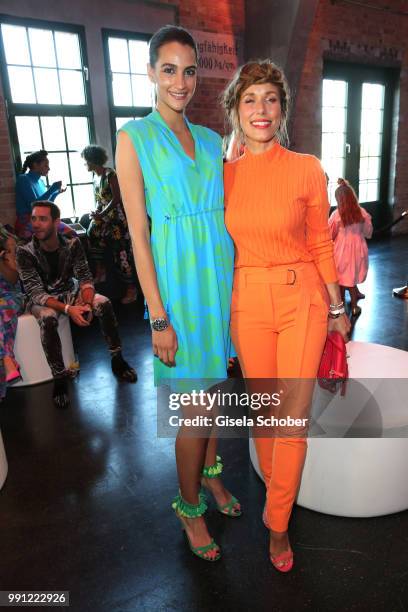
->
xmin=231 ymin=262 xmax=329 ymax=532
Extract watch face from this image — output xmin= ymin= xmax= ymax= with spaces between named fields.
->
xmin=152 ymin=318 xmax=169 ymax=331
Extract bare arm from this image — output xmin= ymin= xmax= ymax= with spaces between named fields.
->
xmin=326 ymin=282 xmax=351 ymax=340
xmin=115 ymin=130 xmax=178 ymax=366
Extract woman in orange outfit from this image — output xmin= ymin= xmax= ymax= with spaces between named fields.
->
xmin=223 ymin=61 xmax=350 ymax=571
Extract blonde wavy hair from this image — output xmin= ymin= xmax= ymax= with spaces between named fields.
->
xmin=222 ymin=60 xmax=290 ymax=148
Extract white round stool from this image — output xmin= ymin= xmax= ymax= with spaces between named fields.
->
xmin=13 ymin=313 xmax=76 ymax=386
xmin=249 ymin=341 xmax=408 ymax=518
xmin=0 ymin=429 xmax=8 ymax=489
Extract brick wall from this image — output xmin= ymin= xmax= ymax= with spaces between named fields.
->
xmin=291 ymin=0 xmax=408 ymax=231
xmin=179 ymin=0 xmax=245 ymax=132
xmin=0 ymin=91 xmax=16 ymax=225
xmin=0 ymin=0 xmax=244 ymax=224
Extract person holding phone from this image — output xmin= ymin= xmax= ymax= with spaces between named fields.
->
xmin=15 ymin=150 xmax=74 ymax=240
xmin=16 ymin=201 xmax=137 ymax=409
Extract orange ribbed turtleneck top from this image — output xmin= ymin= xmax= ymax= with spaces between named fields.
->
xmin=224 ymin=143 xmax=338 ymax=284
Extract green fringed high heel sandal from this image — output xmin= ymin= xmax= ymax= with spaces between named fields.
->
xmin=201 ymin=455 xmax=242 ymax=517
xmin=172 ymin=490 xmax=221 ymax=562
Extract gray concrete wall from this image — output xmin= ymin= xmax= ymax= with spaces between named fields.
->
xmin=244 ymin=0 xmax=320 ymax=139
xmin=244 ymin=0 xmax=301 ymax=67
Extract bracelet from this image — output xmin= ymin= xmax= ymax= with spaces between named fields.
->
xmin=329 ymin=301 xmax=344 ymax=311
xmin=64 ymin=304 xmax=70 ymax=315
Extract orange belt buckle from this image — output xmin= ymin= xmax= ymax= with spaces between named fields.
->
xmin=287 ymin=269 xmax=296 ymax=285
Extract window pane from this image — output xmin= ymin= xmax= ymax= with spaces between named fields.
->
xmin=322 ymin=79 xmax=347 ymax=108
xmin=1 ymin=24 xmax=30 ymax=65
xmin=115 ymin=117 xmax=131 ymax=131
xmin=359 ymin=181 xmax=379 ymax=203
xmin=69 ymin=152 xmax=90 ymax=183
xmin=112 ymin=73 xmax=132 ymax=106
xmin=322 ymin=78 xmax=349 ymax=206
xmin=325 ymin=157 xmax=345 ymax=182
xmin=322 ymin=132 xmax=345 ymax=159
xmin=359 ymin=156 xmax=380 ymax=181
xmin=369 ymin=133 xmax=382 ymax=157
xmin=359 ymin=157 xmax=369 ymax=181
xmin=362 ymin=83 xmax=384 ymax=110
xmin=368 ymin=156 xmax=380 ymax=180
xmin=8 ymin=66 xmax=36 ymax=103
xmin=28 ymin=28 xmax=56 ymax=68
xmin=47 ymin=152 xmax=70 ymax=185
xmin=56 ymin=187 xmax=74 ymax=218
xmin=108 ymin=38 xmax=129 ymax=72
xmin=322 ymin=107 xmax=346 ymax=133
xmin=129 ymin=40 xmax=149 ymax=74
xmin=40 ymin=117 xmax=66 ymax=151
xmin=361 ymin=132 xmax=382 ymax=158
xmin=361 ymin=109 xmax=383 ymax=134
xmin=115 ymin=117 xmax=140 ymax=131
xmin=132 ymin=75 xmax=152 ymax=107
xmin=366 ymin=181 xmax=379 ymax=201
xmin=15 ymin=117 xmax=42 ymax=156
xmin=359 ymin=182 xmax=368 ymax=203
xmin=34 ymin=68 xmax=61 ymax=104
xmin=55 ymin=32 xmax=81 ymax=69
xmin=359 ymin=83 xmax=384 ymax=201
xmin=65 ymin=117 xmax=90 ymax=150
xmin=59 ymin=70 xmax=85 ymax=105
xmin=73 ymin=184 xmax=96 ymax=217
xmin=327 ymin=181 xmax=338 ymax=207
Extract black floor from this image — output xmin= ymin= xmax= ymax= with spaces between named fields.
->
xmin=1 ymin=236 xmax=408 ymax=612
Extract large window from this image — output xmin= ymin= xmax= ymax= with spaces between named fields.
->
xmin=359 ymin=83 xmax=385 ymax=203
xmin=0 ymin=16 xmax=95 ymax=218
xmin=102 ymin=30 xmax=152 ymax=147
xmin=321 ymin=79 xmax=348 ymax=206
xmin=321 ymin=62 xmax=398 ymax=226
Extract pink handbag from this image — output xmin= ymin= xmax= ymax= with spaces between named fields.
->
xmin=318 ymin=331 xmax=349 ymax=395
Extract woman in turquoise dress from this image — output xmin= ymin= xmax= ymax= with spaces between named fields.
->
xmin=116 ymin=26 xmax=240 ymax=561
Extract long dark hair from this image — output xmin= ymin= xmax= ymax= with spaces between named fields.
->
xmin=149 ymin=25 xmax=198 ymax=67
xmin=22 ymin=150 xmax=48 ymax=173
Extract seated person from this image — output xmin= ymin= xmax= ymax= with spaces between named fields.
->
xmin=15 ymin=150 xmax=75 ymax=240
xmin=81 ymin=145 xmax=138 ymax=304
xmin=16 ymin=201 xmax=137 ymax=408
xmin=0 ymin=225 xmax=24 ymax=399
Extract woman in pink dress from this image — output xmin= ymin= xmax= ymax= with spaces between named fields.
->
xmin=329 ymin=178 xmax=373 ymax=316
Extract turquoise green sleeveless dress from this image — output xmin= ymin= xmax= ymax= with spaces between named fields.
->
xmin=119 ymin=110 xmax=234 ymax=387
